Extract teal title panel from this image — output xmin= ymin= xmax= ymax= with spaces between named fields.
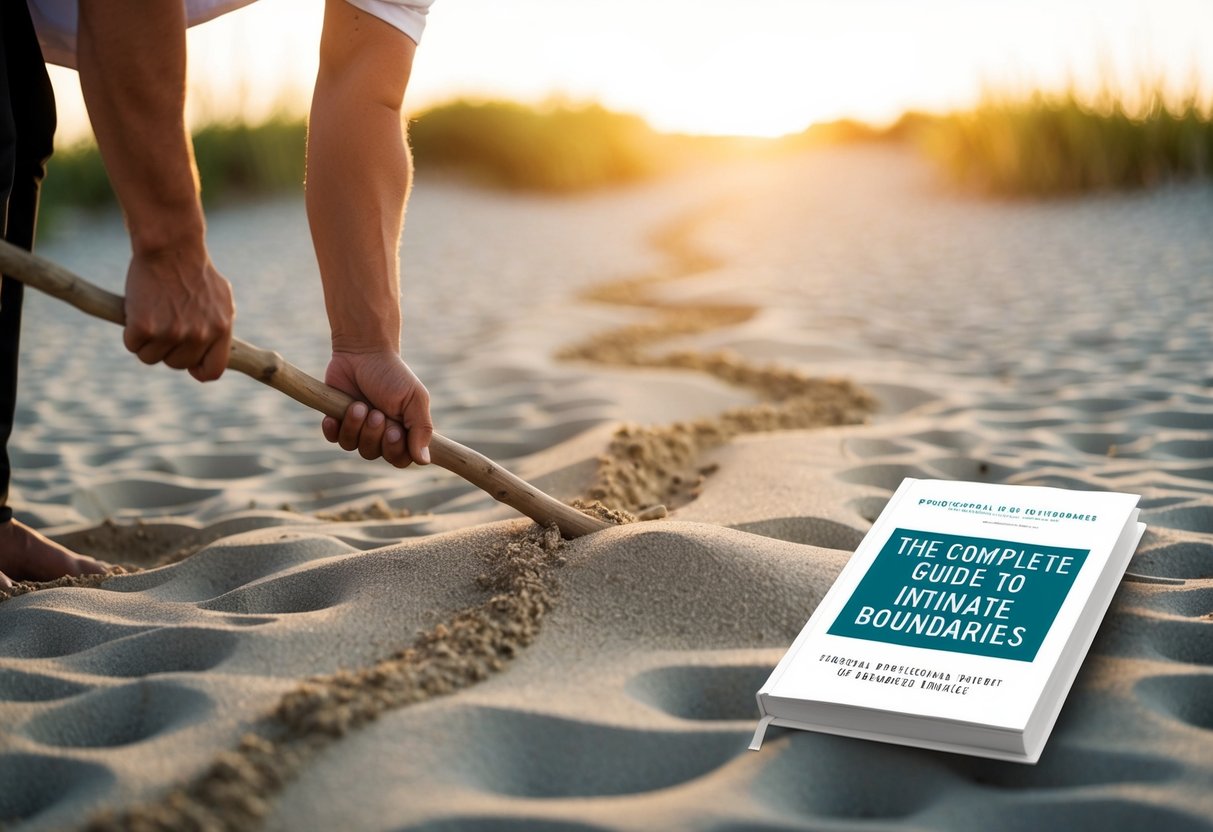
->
xmin=828 ymin=528 xmax=1090 ymax=662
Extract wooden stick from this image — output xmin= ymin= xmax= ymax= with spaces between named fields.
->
xmin=0 ymin=240 xmax=611 ymax=538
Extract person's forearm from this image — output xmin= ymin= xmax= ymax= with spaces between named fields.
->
xmin=307 ymin=4 xmax=416 ymax=355
xmin=77 ymin=1 xmax=204 ymax=256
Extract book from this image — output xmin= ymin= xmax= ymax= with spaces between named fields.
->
xmin=750 ymin=477 xmax=1146 ymax=764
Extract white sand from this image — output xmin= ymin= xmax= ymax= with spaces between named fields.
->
xmin=2 ymin=147 xmax=1212 ymax=830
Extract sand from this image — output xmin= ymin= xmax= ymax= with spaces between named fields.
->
xmin=1 ymin=146 xmax=1212 ymax=830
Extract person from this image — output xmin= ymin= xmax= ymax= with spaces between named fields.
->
xmin=0 ymin=0 xmax=436 ymax=589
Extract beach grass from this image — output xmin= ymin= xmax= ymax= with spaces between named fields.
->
xmin=408 ymin=99 xmax=691 ymax=191
xmin=190 ymin=115 xmax=309 ymax=202
xmin=37 ymin=99 xmax=752 ymax=233
xmin=39 ymin=114 xmax=309 ymax=231
xmin=919 ymin=82 xmax=1213 ymax=196
xmin=39 ymin=83 xmax=1211 ymax=232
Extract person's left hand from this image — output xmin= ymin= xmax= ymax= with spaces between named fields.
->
xmin=122 ymin=241 xmax=235 ymax=382
xmin=321 ymin=350 xmax=433 ymax=467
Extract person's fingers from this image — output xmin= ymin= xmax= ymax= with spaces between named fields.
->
xmin=126 ymin=313 xmax=192 ymax=368
xmin=407 ymin=425 xmax=433 ymax=465
xmin=130 ymin=327 xmax=207 ymax=370
xmin=0 ymin=569 xmax=11 ymax=590
xmin=337 ymin=402 xmax=367 ymax=452
xmin=163 ymin=333 xmax=208 ymax=372
xmin=357 ymin=409 xmax=387 ymax=460
xmin=191 ymin=327 xmax=231 ymax=382
xmin=136 ymin=340 xmax=175 ymax=366
xmin=322 ymin=416 xmax=340 ymax=444
xmin=125 ymin=319 xmax=173 ymax=366
xmin=122 ymin=314 xmax=153 ymax=358
xmin=402 ymin=387 xmax=434 ymax=465
xmin=381 ymin=423 xmax=412 ymax=468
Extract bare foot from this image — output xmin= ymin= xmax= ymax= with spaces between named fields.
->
xmin=0 ymin=519 xmax=111 ymax=589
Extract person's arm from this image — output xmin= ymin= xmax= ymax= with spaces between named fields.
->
xmin=308 ymin=0 xmax=432 ymax=466
xmin=76 ymin=0 xmax=234 ymax=382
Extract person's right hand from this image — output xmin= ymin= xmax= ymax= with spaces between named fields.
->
xmin=321 ymin=350 xmax=433 ymax=468
xmin=122 ymin=241 xmax=235 ymax=382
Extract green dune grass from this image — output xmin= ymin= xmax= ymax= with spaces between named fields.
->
xmin=36 ymin=99 xmax=748 ymax=233
xmin=39 ymin=85 xmax=1211 ymax=234
xmin=408 ymin=99 xmax=678 ymax=191
xmin=38 ymin=114 xmax=309 ymax=231
xmin=919 ymin=83 xmax=1213 ymax=196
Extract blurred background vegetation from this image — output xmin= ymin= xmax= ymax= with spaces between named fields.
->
xmin=38 ymin=100 xmax=760 ymax=231
xmin=36 ymin=81 xmax=1213 ymax=233
xmin=40 ymin=115 xmax=310 ymax=230
xmin=919 ymin=81 xmax=1213 ymax=196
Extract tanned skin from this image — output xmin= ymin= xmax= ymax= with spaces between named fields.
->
xmin=0 ymin=0 xmax=431 ymax=587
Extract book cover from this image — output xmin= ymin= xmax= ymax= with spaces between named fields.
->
xmin=752 ymin=478 xmax=1144 ymax=762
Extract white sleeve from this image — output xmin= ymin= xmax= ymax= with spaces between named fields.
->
xmin=26 ymin=0 xmax=77 ymax=68
xmin=343 ymin=0 xmax=434 ymax=45
xmin=28 ymin=0 xmax=429 ymax=69
xmin=27 ymin=0 xmax=259 ymax=68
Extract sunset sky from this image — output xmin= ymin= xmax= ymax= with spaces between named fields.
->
xmin=47 ymin=0 xmax=1213 ymax=143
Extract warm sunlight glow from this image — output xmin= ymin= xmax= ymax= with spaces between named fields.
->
xmin=47 ymin=0 xmax=1213 ymax=143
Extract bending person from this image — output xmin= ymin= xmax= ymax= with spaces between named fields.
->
xmin=0 ymin=0 xmax=434 ymax=589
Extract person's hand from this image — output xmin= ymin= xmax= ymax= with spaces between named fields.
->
xmin=122 ymin=242 xmax=235 ymax=382
xmin=322 ymin=350 xmax=433 ymax=467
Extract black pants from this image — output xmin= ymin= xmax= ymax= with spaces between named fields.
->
xmin=0 ymin=2 xmax=57 ymax=525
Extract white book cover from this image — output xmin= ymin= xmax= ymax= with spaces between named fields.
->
xmin=753 ymin=478 xmax=1144 ymax=762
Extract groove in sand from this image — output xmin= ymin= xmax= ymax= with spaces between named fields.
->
xmin=29 ymin=196 xmax=873 ymax=829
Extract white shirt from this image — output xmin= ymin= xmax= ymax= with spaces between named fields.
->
xmin=28 ymin=0 xmax=433 ymax=68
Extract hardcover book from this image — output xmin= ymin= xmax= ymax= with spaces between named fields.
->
xmin=750 ymin=478 xmax=1146 ymax=763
